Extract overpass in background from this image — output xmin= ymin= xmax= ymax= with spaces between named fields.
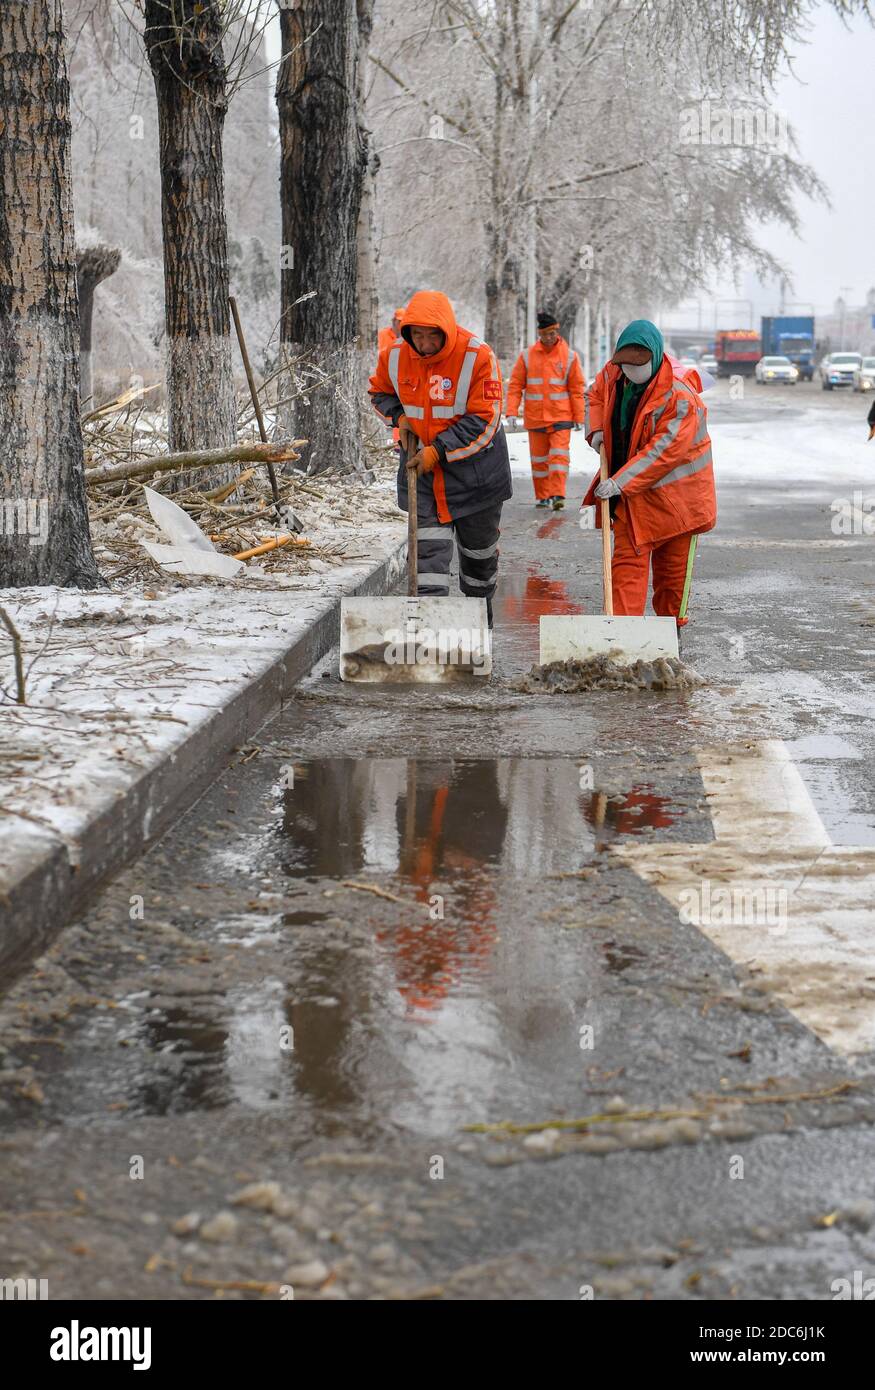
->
xmin=660 ymin=325 xmax=718 ymax=357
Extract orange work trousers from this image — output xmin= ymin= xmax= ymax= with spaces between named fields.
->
xmin=528 ymin=426 xmax=570 ymax=500
xmin=611 ymin=510 xmax=699 ymax=626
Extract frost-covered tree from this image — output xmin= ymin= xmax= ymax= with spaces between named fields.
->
xmin=368 ymin=0 xmax=872 ymax=370
xmin=63 ymin=1 xmax=279 ymax=415
xmin=76 ymin=244 xmax=121 ymax=409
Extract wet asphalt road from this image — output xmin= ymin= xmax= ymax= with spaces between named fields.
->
xmin=1 ymin=379 xmax=874 ymax=1301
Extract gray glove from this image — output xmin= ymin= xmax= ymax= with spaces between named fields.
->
xmin=589 ymin=429 xmax=604 ymax=451
xmin=506 ymin=415 xmax=519 ymax=428
xmin=594 ymin=477 xmax=621 ymax=499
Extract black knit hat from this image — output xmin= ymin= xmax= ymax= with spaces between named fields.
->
xmin=537 ymin=309 xmax=559 ymax=330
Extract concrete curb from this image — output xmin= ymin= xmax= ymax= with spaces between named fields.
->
xmin=0 ymin=541 xmax=406 ymax=987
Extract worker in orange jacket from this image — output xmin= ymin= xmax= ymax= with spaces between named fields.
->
xmin=377 ymin=305 xmax=406 ymax=356
xmin=377 ymin=307 xmax=407 ymax=443
xmin=369 ymin=290 xmax=512 ymax=628
xmin=506 ymin=309 xmax=585 ymax=511
xmin=582 ymin=319 xmax=716 ymax=637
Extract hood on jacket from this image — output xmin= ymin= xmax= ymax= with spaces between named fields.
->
xmin=401 ymin=290 xmax=459 ymax=362
xmin=666 ymin=354 xmax=709 ymax=393
xmin=614 ymin=319 xmax=665 ymax=377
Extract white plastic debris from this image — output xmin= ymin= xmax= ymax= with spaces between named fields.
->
xmin=139 ymin=485 xmax=245 ymax=578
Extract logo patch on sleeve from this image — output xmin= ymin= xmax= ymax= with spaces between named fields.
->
xmin=484 ymin=379 xmax=502 ymax=400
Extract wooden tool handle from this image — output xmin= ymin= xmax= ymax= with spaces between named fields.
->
xmin=407 ymin=445 xmax=418 ymax=598
xmin=599 ymin=444 xmax=613 ymax=617
xmin=229 ymin=295 xmax=281 ymax=514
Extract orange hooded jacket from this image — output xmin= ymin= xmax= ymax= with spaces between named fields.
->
xmin=582 ymin=355 xmax=716 ymax=551
xmin=369 ymin=290 xmax=510 ymax=523
xmin=506 ymin=336 xmax=585 ymax=427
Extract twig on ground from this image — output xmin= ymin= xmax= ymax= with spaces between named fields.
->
xmin=0 ymin=606 xmax=27 ymax=704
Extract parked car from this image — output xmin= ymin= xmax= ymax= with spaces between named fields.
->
xmin=820 ymin=352 xmax=862 ymax=390
xmin=700 ymin=354 xmax=718 ymax=375
xmin=853 ymin=356 xmax=875 ymax=392
xmin=755 ymin=355 xmax=798 ymax=384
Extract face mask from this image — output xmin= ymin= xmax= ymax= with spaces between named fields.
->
xmin=621 ymin=358 xmax=653 ymax=384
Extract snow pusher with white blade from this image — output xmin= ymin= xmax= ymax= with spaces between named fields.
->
xmin=539 ymin=446 xmax=678 ymax=664
xmin=339 ymin=445 xmax=492 ymax=683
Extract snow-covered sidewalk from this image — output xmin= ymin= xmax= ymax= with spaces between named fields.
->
xmin=0 ymin=465 xmax=406 ymax=975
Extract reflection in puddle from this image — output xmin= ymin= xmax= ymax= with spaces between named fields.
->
xmin=535 ymin=515 xmax=566 ymax=540
xmin=34 ymin=756 xmax=700 ymax=1131
xmin=501 ymin=568 xmax=582 ymax=627
xmin=495 ymin=567 xmax=583 ymax=665
xmin=274 ymin=758 xmax=684 ymax=1017
xmin=276 ymin=758 xmax=682 ymax=883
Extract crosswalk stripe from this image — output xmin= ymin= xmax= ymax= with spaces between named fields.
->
xmin=616 ymin=740 xmax=875 ymax=1056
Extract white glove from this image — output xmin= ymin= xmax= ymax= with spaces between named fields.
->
xmin=595 ymin=477 xmax=621 ymax=499
xmin=589 ymin=429 xmax=604 ymax=451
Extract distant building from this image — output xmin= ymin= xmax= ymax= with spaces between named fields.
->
xmin=815 ymin=290 xmax=875 ymax=355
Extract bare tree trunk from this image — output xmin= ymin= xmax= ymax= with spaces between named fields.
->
xmin=355 ymin=0 xmax=379 ymax=363
xmin=76 ymin=244 xmax=121 ymax=411
xmin=483 ymin=49 xmax=520 ymax=373
xmin=276 ymin=0 xmax=368 ymax=475
xmin=356 ymin=152 xmax=380 ymax=358
xmin=0 ymin=0 xmax=99 ymax=589
xmin=143 ymin=1 xmax=235 ymax=463
xmin=485 ymin=230 xmax=521 ymax=372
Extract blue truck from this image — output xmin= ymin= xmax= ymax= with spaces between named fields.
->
xmin=760 ymin=316 xmax=816 ymax=381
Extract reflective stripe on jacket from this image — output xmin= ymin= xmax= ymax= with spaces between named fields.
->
xmin=582 ymin=357 xmax=717 ymax=550
xmin=506 ymin=336 xmax=585 ymax=427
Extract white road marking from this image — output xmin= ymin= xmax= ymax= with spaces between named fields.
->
xmin=616 ymin=740 xmax=875 ymax=1056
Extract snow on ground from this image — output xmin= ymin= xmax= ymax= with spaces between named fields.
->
xmin=0 ymin=462 xmax=405 ymax=880
xmin=3 ymin=391 xmax=872 ymax=898
xmin=507 ymin=385 xmax=874 ymax=494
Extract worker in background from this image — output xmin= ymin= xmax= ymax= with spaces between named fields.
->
xmin=378 ymin=305 xmax=406 ymax=356
xmin=582 ymin=319 xmax=716 ymax=641
xmin=369 ymin=290 xmax=512 ymax=629
xmin=377 ymin=308 xmax=407 ymax=445
xmin=506 ymin=309 xmax=585 ymax=511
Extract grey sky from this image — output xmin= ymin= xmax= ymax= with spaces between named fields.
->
xmin=708 ymin=5 xmax=874 ymax=319
xmin=774 ymin=5 xmax=873 ymax=311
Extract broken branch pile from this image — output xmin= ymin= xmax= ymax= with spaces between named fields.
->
xmin=82 ymin=384 xmax=401 ymax=584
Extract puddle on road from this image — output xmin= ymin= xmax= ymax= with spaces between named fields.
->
xmin=535 ymin=514 xmax=568 ymax=540
xmin=493 ymin=564 xmax=583 ymax=667
xmin=272 ymin=756 xmax=687 ymax=881
xmin=13 ymin=754 xmax=709 ymax=1132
